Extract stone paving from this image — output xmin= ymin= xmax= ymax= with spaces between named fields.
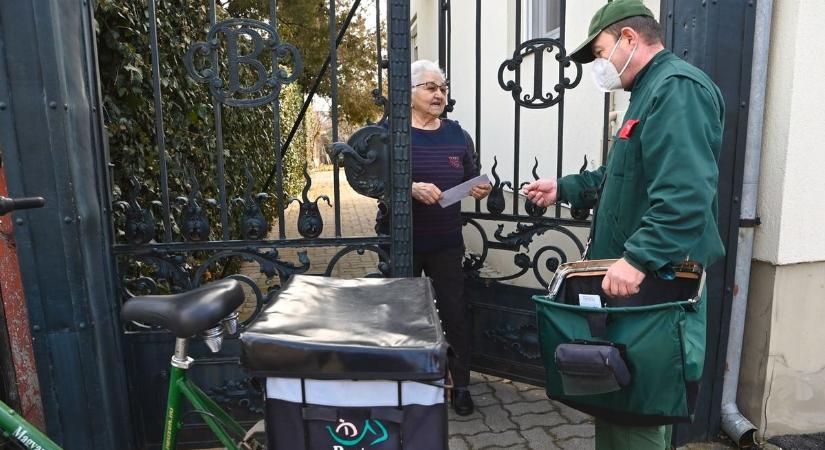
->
xmin=229 ymin=168 xmax=743 ymax=450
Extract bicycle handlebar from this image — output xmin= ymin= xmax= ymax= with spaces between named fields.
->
xmin=0 ymin=196 xmax=45 ymax=216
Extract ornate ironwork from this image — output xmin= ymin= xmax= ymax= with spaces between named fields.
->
xmin=486 ymin=157 xmax=512 ymax=215
xmin=519 ymin=158 xmax=547 ymax=218
xmin=570 ymin=155 xmax=593 ymax=221
xmin=461 ymin=217 xmax=585 ymax=287
xmin=184 ymin=18 xmax=302 ymax=108
xmin=121 ymin=248 xmax=310 ymax=331
xmin=484 ymin=322 xmax=541 ymax=360
xmin=329 ymin=125 xmax=389 ymax=199
xmin=233 ymin=166 xmax=270 ymax=240
xmin=175 ymin=175 xmax=216 ymax=242
xmin=115 ymin=176 xmax=160 ymax=245
xmin=497 ymin=38 xmax=582 ymax=109
xmin=205 ymin=377 xmax=264 ymax=415
xmin=324 ymin=245 xmax=391 ymax=277
xmin=289 ymin=165 xmax=331 ymax=239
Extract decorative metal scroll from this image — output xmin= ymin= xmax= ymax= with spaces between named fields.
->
xmin=288 ymin=165 xmax=331 ymax=239
xmin=462 ymin=219 xmax=585 ymax=288
xmin=570 ymin=155 xmax=594 ymax=221
xmin=115 ymin=176 xmax=161 ymax=245
xmin=233 ymin=166 xmax=270 ymax=240
xmin=497 ymin=38 xmax=582 ymax=109
xmin=175 ymin=175 xmax=217 ymax=242
xmin=519 ymin=158 xmax=547 ymax=218
xmin=329 ymin=125 xmax=389 ymax=199
xmin=184 ymin=18 xmax=302 ymax=108
xmin=486 ymin=157 xmax=512 ymax=215
xmin=120 ymin=248 xmax=310 ymax=330
xmin=484 ymin=322 xmax=541 ymax=360
xmin=206 ymin=377 xmax=264 ymax=415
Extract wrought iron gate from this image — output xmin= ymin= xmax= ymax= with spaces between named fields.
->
xmin=107 ymin=1 xmax=412 ymax=447
xmin=435 ymin=0 xmax=593 ymax=386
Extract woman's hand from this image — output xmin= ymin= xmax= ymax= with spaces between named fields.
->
xmin=470 ymin=182 xmax=492 ymax=200
xmin=412 ymin=182 xmax=443 ymax=205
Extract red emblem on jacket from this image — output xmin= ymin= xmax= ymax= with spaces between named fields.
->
xmin=448 ymin=156 xmax=462 ymax=169
xmin=618 ymin=119 xmax=640 ymax=140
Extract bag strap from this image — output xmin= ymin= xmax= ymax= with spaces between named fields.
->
xmin=581 ymin=174 xmax=607 ymax=260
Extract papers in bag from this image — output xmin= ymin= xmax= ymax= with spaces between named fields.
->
xmin=438 ymin=174 xmax=490 ymax=207
xmin=578 ymin=294 xmax=603 ymax=308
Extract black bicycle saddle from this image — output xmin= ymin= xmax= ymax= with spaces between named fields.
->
xmin=121 ymin=278 xmax=245 ymax=338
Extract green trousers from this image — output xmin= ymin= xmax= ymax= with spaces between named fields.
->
xmin=595 ymin=418 xmax=673 ymax=450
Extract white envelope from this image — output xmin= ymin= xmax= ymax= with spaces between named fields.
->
xmin=438 ymin=174 xmax=490 ymax=208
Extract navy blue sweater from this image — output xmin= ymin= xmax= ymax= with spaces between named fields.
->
xmin=410 ymin=119 xmax=477 ymax=252
xmin=376 ymin=119 xmax=478 ymax=252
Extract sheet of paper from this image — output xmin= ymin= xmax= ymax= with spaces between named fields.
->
xmin=438 ymin=174 xmax=490 ymax=208
xmin=578 ymin=294 xmax=603 ymax=308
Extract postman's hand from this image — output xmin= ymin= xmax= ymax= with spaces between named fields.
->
xmin=412 ymin=182 xmax=443 ymax=205
xmin=522 ymin=179 xmax=558 ymax=207
xmin=470 ymin=182 xmax=492 ymax=200
xmin=601 ymin=258 xmax=646 ymax=298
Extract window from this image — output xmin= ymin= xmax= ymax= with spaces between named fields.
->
xmin=411 ymin=15 xmax=419 ymax=61
xmin=526 ymin=0 xmax=561 ymax=40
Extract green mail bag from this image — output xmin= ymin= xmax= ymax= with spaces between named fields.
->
xmin=532 ymin=259 xmax=707 ymax=426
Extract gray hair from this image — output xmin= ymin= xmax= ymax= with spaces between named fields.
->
xmin=411 ymin=59 xmax=445 ymax=86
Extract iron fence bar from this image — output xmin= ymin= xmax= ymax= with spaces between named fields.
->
xmin=209 ymin=0 xmax=229 ymax=240
xmin=474 ymin=0 xmax=481 ymax=213
xmin=446 ymin=0 xmax=452 ymax=107
xmin=375 ymin=0 xmax=383 ymax=90
xmin=512 ymin=0 xmax=522 ymax=216
xmin=261 ymin=0 xmax=361 ymax=193
xmin=387 ymin=0 xmax=413 ymax=277
xmin=329 ymin=0 xmax=342 ymax=237
xmin=147 ymin=0 xmax=172 ymax=242
xmin=270 ymin=0 xmax=286 ymax=239
xmin=438 ymin=1 xmax=446 ymax=73
xmin=554 ymin=0 xmax=567 ymax=219
xmin=112 ymin=236 xmax=392 ymax=255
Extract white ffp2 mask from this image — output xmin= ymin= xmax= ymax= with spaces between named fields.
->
xmin=591 ymin=37 xmax=638 ymax=92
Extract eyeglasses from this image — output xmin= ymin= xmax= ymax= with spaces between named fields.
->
xmin=412 ymin=81 xmax=449 ymax=94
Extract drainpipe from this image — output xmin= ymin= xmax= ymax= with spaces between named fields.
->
xmin=720 ymin=0 xmax=772 ymax=447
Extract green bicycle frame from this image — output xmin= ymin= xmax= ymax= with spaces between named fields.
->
xmin=161 ymin=339 xmax=247 ymax=450
xmin=0 ymin=401 xmax=62 ymax=450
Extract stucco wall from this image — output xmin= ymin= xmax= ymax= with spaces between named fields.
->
xmin=754 ymin=0 xmax=825 ymax=265
xmin=741 ymin=261 xmax=825 ymax=438
xmin=739 ymin=0 xmax=825 ymax=438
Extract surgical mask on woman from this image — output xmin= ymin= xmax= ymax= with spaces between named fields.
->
xmin=591 ymin=37 xmax=638 ymax=92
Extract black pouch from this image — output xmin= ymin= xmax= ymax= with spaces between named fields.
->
xmin=554 ymin=342 xmax=631 ymax=396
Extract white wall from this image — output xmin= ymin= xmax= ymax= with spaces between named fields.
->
xmin=753 ymin=0 xmax=825 ymax=266
xmin=738 ymin=0 xmax=825 ymax=438
xmin=411 ymin=0 xmax=439 ymax=62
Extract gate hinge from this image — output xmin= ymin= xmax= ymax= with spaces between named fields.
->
xmin=739 ymin=217 xmax=761 ymax=228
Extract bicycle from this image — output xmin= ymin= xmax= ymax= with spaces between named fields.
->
xmin=0 ymin=195 xmax=264 ymax=449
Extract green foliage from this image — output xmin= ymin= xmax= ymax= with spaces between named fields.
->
xmin=96 ymin=0 xmax=313 ymax=241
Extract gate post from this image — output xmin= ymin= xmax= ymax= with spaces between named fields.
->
xmin=387 ymin=0 xmax=414 ymax=277
xmin=0 ymin=1 xmax=132 ymax=448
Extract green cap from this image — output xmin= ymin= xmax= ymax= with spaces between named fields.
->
xmin=569 ymin=0 xmax=655 ymax=64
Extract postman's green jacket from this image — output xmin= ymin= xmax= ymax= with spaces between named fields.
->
xmin=558 ymin=50 xmax=725 ymax=273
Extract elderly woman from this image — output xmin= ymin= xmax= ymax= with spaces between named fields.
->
xmin=405 ymin=59 xmax=491 ymax=415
